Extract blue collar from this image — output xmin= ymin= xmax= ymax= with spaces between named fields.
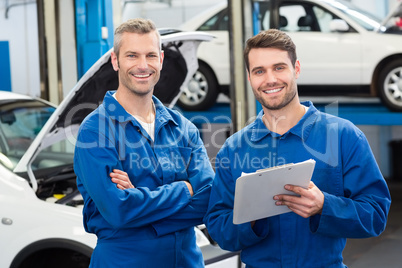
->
xmin=102 ymin=91 xmax=179 ymax=127
xmin=250 ymin=101 xmax=318 ymax=142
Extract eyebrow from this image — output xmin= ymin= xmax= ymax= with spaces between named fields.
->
xmin=251 ymin=62 xmax=288 ymax=73
xmin=123 ymin=50 xmax=159 ymax=55
xmin=251 ymin=66 xmax=263 ymax=73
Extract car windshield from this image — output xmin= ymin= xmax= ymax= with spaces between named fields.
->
xmin=325 ymin=0 xmax=381 ymax=31
xmin=0 ymin=99 xmax=55 ymax=170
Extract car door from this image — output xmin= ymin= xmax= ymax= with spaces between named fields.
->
xmin=275 ymin=1 xmax=362 ymax=86
xmin=196 ymin=8 xmax=230 ymax=86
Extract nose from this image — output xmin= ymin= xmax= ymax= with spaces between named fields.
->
xmin=264 ymin=69 xmax=277 ymax=85
xmin=137 ymin=55 xmax=148 ymax=69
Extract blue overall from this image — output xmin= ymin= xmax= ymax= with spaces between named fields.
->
xmin=75 ymin=92 xmax=214 ymax=267
xmin=204 ymin=101 xmax=391 ymax=267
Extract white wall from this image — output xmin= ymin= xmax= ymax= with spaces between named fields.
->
xmin=58 ymin=0 xmax=78 ymax=98
xmin=0 ymin=1 xmax=40 ymax=97
xmin=122 ymin=0 xmax=223 ymax=28
xmin=0 ymin=0 xmax=78 ymax=101
xmin=352 ymin=0 xmax=386 ymax=18
xmin=352 ymin=0 xmax=400 ymax=18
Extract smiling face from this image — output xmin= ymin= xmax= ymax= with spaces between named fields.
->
xmin=248 ymin=47 xmax=300 ymax=111
xmin=111 ymin=31 xmax=164 ymax=97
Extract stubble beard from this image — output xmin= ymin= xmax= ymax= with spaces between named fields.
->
xmin=255 ymin=84 xmax=297 ymax=111
xmin=118 ymin=66 xmax=158 ymax=97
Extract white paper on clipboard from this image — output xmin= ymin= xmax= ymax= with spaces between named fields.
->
xmin=233 ymin=159 xmax=316 ymax=225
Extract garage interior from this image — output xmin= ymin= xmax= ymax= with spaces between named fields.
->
xmin=1 ymin=0 xmax=402 ymax=267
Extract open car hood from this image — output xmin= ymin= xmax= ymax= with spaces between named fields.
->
xmin=14 ymin=30 xmax=213 ymax=190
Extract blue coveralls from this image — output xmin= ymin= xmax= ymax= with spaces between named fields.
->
xmin=204 ymin=101 xmax=391 ymax=267
xmin=75 ymin=92 xmax=214 ymax=267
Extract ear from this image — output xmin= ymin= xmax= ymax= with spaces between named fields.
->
xmin=294 ymin=60 xmax=301 ymax=79
xmin=159 ymin=50 xmax=165 ymax=70
xmin=111 ymin=51 xmax=119 ymax=71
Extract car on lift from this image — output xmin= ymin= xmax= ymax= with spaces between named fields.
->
xmin=179 ymin=0 xmax=402 ymax=111
xmin=0 ymin=31 xmax=240 ymax=268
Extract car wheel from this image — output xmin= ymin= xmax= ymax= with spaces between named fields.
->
xmin=177 ymin=63 xmax=219 ymax=111
xmin=377 ymin=59 xmax=402 ymax=111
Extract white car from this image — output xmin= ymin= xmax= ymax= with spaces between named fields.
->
xmin=0 ymin=31 xmax=240 ymax=268
xmin=179 ymin=0 xmax=402 ymax=111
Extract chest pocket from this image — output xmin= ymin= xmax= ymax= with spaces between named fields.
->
xmin=311 ymin=167 xmax=343 ymax=196
xmin=157 ymin=146 xmax=192 ymax=184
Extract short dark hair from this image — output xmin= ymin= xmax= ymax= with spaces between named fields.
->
xmin=113 ymin=18 xmax=161 ymax=59
xmin=244 ymin=29 xmax=297 ymax=71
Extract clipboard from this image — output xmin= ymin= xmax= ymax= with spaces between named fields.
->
xmin=233 ymin=159 xmax=316 ymax=224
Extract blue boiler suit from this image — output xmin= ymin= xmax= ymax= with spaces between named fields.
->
xmin=74 ymin=92 xmax=214 ymax=267
xmin=204 ymin=101 xmax=391 ymax=267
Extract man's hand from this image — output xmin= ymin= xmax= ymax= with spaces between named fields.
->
xmin=184 ymin=181 xmax=194 ymax=197
xmin=273 ymin=181 xmax=324 ymax=218
xmin=110 ymin=169 xmax=134 ymax=190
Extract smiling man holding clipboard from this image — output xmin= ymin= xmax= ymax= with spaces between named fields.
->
xmin=204 ymin=29 xmax=391 ymax=268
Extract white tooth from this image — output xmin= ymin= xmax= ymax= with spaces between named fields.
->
xmin=264 ymin=88 xmax=281 ymax=94
xmin=134 ymin=74 xmax=150 ymax=78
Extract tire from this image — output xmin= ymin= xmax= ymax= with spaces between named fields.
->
xmin=377 ymin=59 xmax=402 ymax=112
xmin=177 ymin=62 xmax=220 ymax=111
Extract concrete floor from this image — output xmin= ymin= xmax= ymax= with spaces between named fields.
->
xmin=343 ymin=180 xmax=402 ymax=267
